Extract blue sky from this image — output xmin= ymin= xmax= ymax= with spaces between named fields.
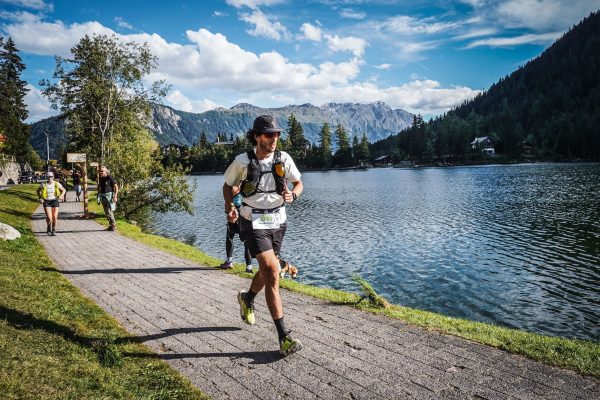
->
xmin=1 ymin=0 xmax=599 ymax=123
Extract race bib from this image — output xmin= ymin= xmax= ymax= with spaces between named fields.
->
xmin=251 ymin=207 xmax=286 ymax=230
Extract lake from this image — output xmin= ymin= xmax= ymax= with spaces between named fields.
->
xmin=142 ymin=163 xmax=600 ymax=341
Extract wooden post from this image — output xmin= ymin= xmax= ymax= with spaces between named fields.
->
xmin=82 ymin=161 xmax=89 ymax=216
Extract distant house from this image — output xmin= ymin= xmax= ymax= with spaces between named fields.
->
xmin=471 ymin=136 xmax=495 ymax=155
xmin=214 ymin=137 xmax=234 ymax=146
xmin=373 ymin=155 xmax=390 ymax=167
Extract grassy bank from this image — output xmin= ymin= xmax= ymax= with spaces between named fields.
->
xmin=86 ymin=193 xmax=600 ymax=378
xmin=0 ymin=185 xmax=208 ymax=399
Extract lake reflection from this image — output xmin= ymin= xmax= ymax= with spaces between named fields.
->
xmin=143 ymin=163 xmax=600 ymax=341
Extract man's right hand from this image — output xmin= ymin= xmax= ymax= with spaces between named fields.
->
xmin=227 ymin=207 xmax=238 ymax=223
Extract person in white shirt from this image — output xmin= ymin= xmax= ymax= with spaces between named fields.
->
xmin=223 ymin=115 xmax=304 ymax=357
xmin=36 ymin=171 xmax=66 ymax=235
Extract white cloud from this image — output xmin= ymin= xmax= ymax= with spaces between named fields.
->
xmin=114 ymin=17 xmax=133 ymax=30
xmin=166 ymin=90 xmax=221 ymax=113
xmin=453 ymin=28 xmax=497 ymax=41
xmin=225 ymin=0 xmax=283 ymax=10
xmin=0 ymin=0 xmax=52 ymax=11
xmin=495 ymin=0 xmax=600 ymax=31
xmin=252 ymin=79 xmax=480 ymax=117
xmin=324 ymin=34 xmax=367 ymax=57
xmin=375 ymin=63 xmax=391 ymax=70
xmin=459 ymin=0 xmax=486 ymax=7
xmin=299 ymin=22 xmax=322 ymax=41
xmin=300 ymin=24 xmax=367 ymax=57
xmin=213 ymin=11 xmax=227 ymax=17
xmin=0 ymin=10 xmax=41 ymax=22
xmin=239 ymin=9 xmax=290 ymax=40
xmin=4 ymin=19 xmax=114 ymax=56
xmin=392 ymin=40 xmax=441 ymax=61
xmin=465 ymin=32 xmax=560 ymax=48
xmin=381 ymin=16 xmax=458 ymax=35
xmin=124 ymin=28 xmax=363 ymax=97
xmin=24 ymin=84 xmax=55 ymax=122
xmin=10 ymin=17 xmax=477 ymax=120
xmin=340 ymin=9 xmax=366 ymax=20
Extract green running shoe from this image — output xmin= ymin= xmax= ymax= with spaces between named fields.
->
xmin=237 ymin=290 xmax=255 ymax=325
xmin=279 ymin=331 xmax=302 ymax=356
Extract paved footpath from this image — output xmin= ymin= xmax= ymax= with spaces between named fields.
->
xmin=33 ymin=199 xmax=599 ymax=400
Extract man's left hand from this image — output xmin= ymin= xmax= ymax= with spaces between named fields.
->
xmin=283 ymin=188 xmax=294 ymax=203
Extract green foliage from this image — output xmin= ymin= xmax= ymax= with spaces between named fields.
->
xmin=118 ymin=163 xmax=196 ymax=219
xmin=40 ymin=34 xmax=169 ymax=164
xmin=0 ymin=37 xmax=39 ymax=165
xmin=106 ymin=123 xmax=158 ymax=188
xmin=377 ymin=11 xmax=600 ymax=163
xmin=352 ymin=274 xmax=390 ymax=308
xmin=92 ymin=339 xmax=123 ymax=368
xmin=40 ymin=34 xmax=194 ymax=218
xmin=333 ymin=123 xmax=353 ymax=167
xmin=318 ymin=122 xmax=332 ymax=168
xmin=286 ymin=113 xmax=309 ymax=164
xmin=0 ymin=186 xmax=208 ymax=399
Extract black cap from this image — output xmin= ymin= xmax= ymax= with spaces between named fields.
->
xmin=252 ymin=115 xmax=283 ymax=133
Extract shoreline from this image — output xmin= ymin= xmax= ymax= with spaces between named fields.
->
xmin=84 ymin=196 xmax=600 ymax=377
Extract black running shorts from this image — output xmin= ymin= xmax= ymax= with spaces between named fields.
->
xmin=43 ymin=199 xmax=60 ymax=208
xmin=239 ymin=217 xmax=286 ymax=257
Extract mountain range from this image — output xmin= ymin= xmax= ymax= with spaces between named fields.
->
xmin=29 ymin=101 xmax=414 ymax=159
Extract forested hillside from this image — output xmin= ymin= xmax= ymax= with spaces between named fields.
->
xmin=371 ymin=11 xmax=600 ymax=163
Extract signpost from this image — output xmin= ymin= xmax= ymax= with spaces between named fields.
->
xmin=67 ymin=153 xmax=91 ymax=216
xmin=66 ymin=153 xmax=86 ymax=163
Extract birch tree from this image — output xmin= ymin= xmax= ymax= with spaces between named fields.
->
xmin=41 ymin=34 xmax=168 ymax=163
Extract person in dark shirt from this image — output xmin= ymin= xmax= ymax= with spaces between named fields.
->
xmin=72 ymin=169 xmax=82 ymax=202
xmin=97 ymin=165 xmax=119 ymax=231
xmin=58 ymin=174 xmax=68 ymax=202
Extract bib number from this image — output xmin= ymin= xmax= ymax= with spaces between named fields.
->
xmin=251 ymin=208 xmax=286 ymax=230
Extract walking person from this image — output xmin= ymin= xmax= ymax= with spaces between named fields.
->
xmin=36 ymin=171 xmax=66 ymax=235
xmin=220 ymin=192 xmax=254 ymax=273
xmin=97 ymin=165 xmax=118 ymax=231
xmin=58 ymin=173 xmax=68 ymax=202
xmin=223 ymin=115 xmax=304 ymax=356
xmin=72 ymin=169 xmax=82 ymax=202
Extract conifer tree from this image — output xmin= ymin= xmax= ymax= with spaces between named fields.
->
xmin=0 ymin=37 xmax=38 ymax=164
xmin=287 ymin=113 xmax=307 ymax=160
xmin=319 ymin=122 xmax=332 ymax=168
xmin=334 ymin=123 xmax=352 ymax=166
xmin=357 ymin=132 xmax=370 ymax=161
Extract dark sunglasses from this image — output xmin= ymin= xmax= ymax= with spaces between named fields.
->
xmin=259 ymin=131 xmax=280 ymax=138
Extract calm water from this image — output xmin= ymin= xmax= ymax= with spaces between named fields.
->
xmin=143 ymin=163 xmax=600 ymax=341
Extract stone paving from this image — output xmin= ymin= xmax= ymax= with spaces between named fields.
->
xmin=33 ymin=199 xmax=599 ymax=399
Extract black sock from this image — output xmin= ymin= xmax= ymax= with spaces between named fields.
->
xmin=274 ymin=317 xmax=287 ymax=342
xmin=244 ymin=289 xmax=257 ymax=305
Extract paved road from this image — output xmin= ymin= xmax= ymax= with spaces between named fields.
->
xmin=33 ymin=199 xmax=599 ymax=399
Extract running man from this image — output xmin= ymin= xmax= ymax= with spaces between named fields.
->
xmin=223 ymin=115 xmax=304 ymax=356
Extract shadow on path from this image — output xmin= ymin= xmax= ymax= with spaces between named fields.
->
xmin=118 ymin=326 xmax=242 ymax=343
xmin=33 ymin=229 xmax=106 ymax=236
xmin=125 ymin=350 xmax=281 ymax=365
xmin=40 ymin=266 xmax=218 ymax=274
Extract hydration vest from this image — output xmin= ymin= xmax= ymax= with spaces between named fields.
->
xmin=40 ymin=182 xmax=60 ymax=200
xmin=240 ymin=150 xmax=286 ymax=197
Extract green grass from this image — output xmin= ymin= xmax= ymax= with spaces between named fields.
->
xmin=14 ymin=187 xmax=600 ymax=380
xmin=0 ymin=185 xmax=208 ymax=400
xmin=88 ymin=193 xmax=600 ymax=378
